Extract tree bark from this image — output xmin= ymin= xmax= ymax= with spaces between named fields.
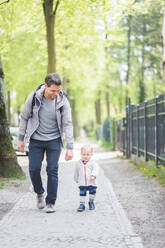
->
xmin=126 ymin=15 xmax=132 ymax=106
xmin=105 ymin=91 xmax=110 ymax=118
xmin=66 ymin=87 xmax=79 ymax=139
xmin=7 ymin=91 xmax=11 ymax=125
xmin=95 ymin=91 xmax=101 ymax=125
xmin=70 ymin=99 xmax=79 ymax=139
xmin=43 ymin=0 xmax=60 ymax=73
xmin=139 ymin=18 xmax=146 ymax=103
xmin=0 ymin=58 xmax=24 ymax=177
xmin=104 ymin=21 xmax=111 ymax=120
xmin=162 ymin=0 xmax=165 ymax=83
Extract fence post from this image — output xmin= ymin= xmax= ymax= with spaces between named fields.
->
xmin=112 ymin=119 xmax=115 ymax=151
xmin=155 ymin=96 xmax=158 ymax=167
xmin=137 ymin=104 xmax=139 ymax=157
xmin=144 ymin=101 xmax=147 ymax=161
xmin=126 ymin=99 xmax=131 ymax=158
xmin=130 ymin=104 xmax=134 ymax=155
xmin=126 ymin=106 xmax=128 ymax=158
xmin=122 ymin=118 xmax=127 ymax=156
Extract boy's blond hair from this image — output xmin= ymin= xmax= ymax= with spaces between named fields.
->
xmin=81 ymin=145 xmax=93 ymax=154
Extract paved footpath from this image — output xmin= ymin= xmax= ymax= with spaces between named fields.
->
xmin=0 ymin=143 xmax=143 ymax=248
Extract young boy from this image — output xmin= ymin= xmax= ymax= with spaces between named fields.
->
xmin=74 ymin=145 xmax=99 ymax=212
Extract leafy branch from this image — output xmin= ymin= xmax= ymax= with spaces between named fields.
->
xmin=0 ymin=0 xmax=10 ymax=6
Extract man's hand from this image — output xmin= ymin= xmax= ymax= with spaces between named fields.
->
xmin=65 ymin=149 xmax=73 ymax=161
xmin=18 ymin=140 xmax=24 ymax=153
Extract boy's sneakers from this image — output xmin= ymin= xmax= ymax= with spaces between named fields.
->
xmin=89 ymin=200 xmax=95 ymax=210
xmin=45 ymin=204 xmax=56 ymax=213
xmin=36 ymin=194 xmax=45 ymax=209
xmin=77 ymin=203 xmax=85 ymax=212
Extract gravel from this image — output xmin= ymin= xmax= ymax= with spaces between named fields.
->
xmin=97 ymin=149 xmax=165 ymax=248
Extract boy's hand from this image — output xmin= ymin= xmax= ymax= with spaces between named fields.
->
xmin=65 ymin=149 xmax=73 ymax=161
xmin=90 ymin=175 xmax=96 ymax=181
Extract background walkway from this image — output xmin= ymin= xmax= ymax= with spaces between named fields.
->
xmin=0 ymin=142 xmax=143 ymax=248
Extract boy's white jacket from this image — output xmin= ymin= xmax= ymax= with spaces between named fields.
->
xmin=74 ymin=160 xmax=99 ymax=186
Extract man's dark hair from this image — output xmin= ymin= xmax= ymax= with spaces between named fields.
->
xmin=45 ymin=73 xmax=62 ymax=86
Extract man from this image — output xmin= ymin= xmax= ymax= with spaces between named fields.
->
xmin=18 ymin=73 xmax=73 ymax=213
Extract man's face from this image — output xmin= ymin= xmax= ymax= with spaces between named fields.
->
xmin=45 ymin=83 xmax=61 ymax=100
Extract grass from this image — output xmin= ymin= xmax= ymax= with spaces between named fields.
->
xmin=100 ymin=139 xmax=115 ymax=151
xmin=86 ymin=131 xmax=97 ymax=141
xmin=0 ymin=174 xmax=26 ymax=190
xmin=130 ymin=159 xmax=165 ymax=187
xmin=0 ymin=182 xmax=6 ymax=189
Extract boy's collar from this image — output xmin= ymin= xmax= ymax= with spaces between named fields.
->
xmin=82 ymin=160 xmax=87 ymax=165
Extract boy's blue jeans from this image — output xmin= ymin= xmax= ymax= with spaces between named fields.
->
xmin=28 ymin=137 xmax=62 ymax=205
xmin=79 ymin=186 xmax=97 ymax=196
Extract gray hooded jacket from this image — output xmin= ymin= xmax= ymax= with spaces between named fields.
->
xmin=18 ymin=85 xmax=74 ymax=149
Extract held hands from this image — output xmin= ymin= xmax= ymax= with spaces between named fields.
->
xmin=65 ymin=149 xmax=73 ymax=161
xmin=18 ymin=140 xmax=24 ymax=153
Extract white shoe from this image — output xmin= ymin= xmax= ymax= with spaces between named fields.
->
xmin=36 ymin=194 xmax=45 ymax=209
xmin=45 ymin=204 xmax=56 ymax=213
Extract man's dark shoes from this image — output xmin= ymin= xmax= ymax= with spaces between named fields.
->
xmin=77 ymin=203 xmax=85 ymax=212
xmin=89 ymin=200 xmax=95 ymax=210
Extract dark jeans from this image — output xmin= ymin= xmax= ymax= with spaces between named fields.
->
xmin=79 ymin=186 xmax=97 ymax=196
xmin=28 ymin=137 xmax=62 ymax=205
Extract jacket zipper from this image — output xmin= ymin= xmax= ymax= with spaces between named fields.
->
xmin=84 ymin=165 xmax=87 ymax=186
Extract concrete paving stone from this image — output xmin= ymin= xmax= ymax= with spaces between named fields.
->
xmin=0 ymin=147 xmax=143 ymax=248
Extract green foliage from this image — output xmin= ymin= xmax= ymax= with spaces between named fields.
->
xmin=131 ymin=159 xmax=165 ymax=186
xmin=0 ymin=182 xmax=5 ymax=189
xmin=0 ymin=0 xmax=164 ymax=129
xmin=0 ymin=178 xmax=26 ymax=189
xmin=100 ymin=139 xmax=114 ymax=151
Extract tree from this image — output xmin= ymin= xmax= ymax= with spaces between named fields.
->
xmin=162 ymin=0 xmax=165 ymax=83
xmin=0 ymin=58 xmax=24 ymax=177
xmin=0 ymin=0 xmax=164 ymax=138
xmin=43 ymin=0 xmax=60 ymax=73
xmin=125 ymin=15 xmax=132 ymax=106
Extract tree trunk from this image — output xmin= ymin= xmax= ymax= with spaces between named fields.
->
xmin=162 ymin=0 xmax=165 ymax=83
xmin=126 ymin=15 xmax=132 ymax=106
xmin=119 ymin=76 xmax=123 ymax=113
xmin=43 ymin=0 xmax=60 ymax=73
xmin=70 ymin=99 xmax=79 ymax=139
xmin=0 ymin=58 xmax=24 ymax=177
xmin=105 ymin=91 xmax=110 ymax=118
xmin=104 ymin=23 xmax=111 ymax=120
xmin=95 ymin=90 xmax=101 ymax=125
xmin=7 ymin=90 xmax=11 ymax=125
xmin=139 ymin=19 xmax=146 ymax=103
xmin=66 ymin=87 xmax=79 ymax=139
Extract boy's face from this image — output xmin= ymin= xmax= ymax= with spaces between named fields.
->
xmin=81 ymin=149 xmax=92 ymax=163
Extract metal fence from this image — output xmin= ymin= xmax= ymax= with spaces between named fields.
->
xmin=95 ymin=94 xmax=165 ymax=166
xmin=121 ymin=95 xmax=165 ymax=166
xmin=96 ymin=120 xmax=112 ymax=144
xmin=114 ymin=118 xmax=126 ymax=152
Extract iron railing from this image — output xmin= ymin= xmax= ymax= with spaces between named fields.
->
xmin=95 ymin=94 xmax=165 ymax=166
xmin=122 ymin=95 xmax=165 ymax=166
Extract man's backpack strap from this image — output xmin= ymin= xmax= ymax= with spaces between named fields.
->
xmin=30 ymin=84 xmax=67 ymax=118
xmin=30 ymin=84 xmax=44 ymax=118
